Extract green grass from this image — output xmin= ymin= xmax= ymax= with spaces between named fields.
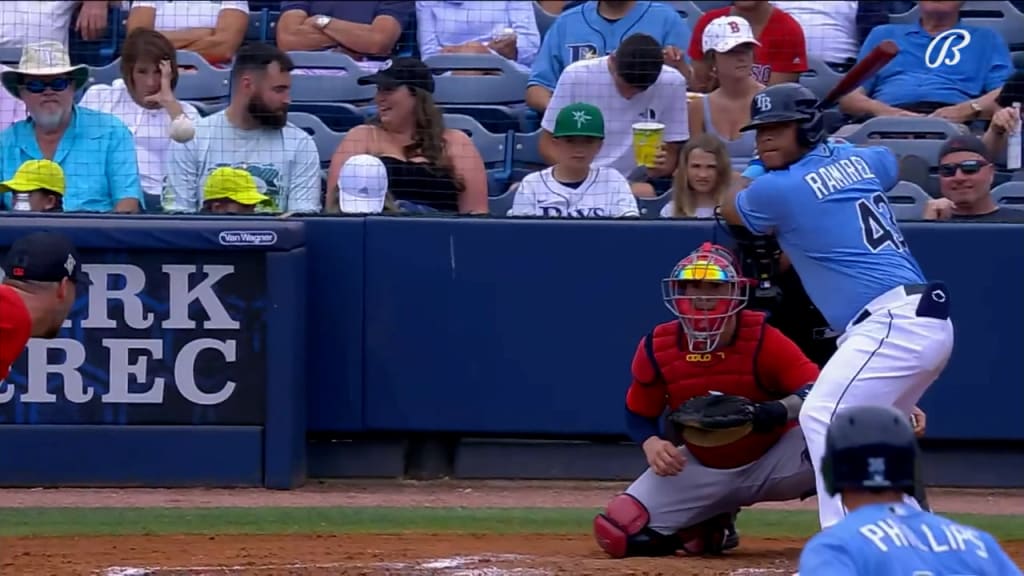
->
xmin=2 ymin=507 xmax=1024 ymax=539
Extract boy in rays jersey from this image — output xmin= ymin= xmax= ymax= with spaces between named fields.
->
xmin=509 ymin=102 xmax=639 ymax=218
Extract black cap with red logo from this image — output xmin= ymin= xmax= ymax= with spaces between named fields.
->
xmin=2 ymin=231 xmax=91 ymax=285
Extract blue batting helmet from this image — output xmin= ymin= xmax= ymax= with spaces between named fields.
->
xmin=822 ymin=405 xmax=918 ymax=497
xmin=741 ymin=83 xmax=824 ymax=147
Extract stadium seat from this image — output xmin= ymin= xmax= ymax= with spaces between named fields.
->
xmin=898 ymin=154 xmax=933 ymax=192
xmin=288 ymin=111 xmax=345 ymax=168
xmin=890 ymin=1 xmax=1024 ymax=49
xmin=887 ymin=180 xmax=929 ymax=220
xmin=511 ymin=129 xmax=546 ymax=182
xmin=840 ymin=117 xmax=965 ymax=166
xmin=488 ymin=186 xmax=516 ymax=216
xmin=665 ymin=1 xmax=705 ymax=20
xmin=443 ymin=113 xmax=510 ymax=195
xmin=533 ymin=1 xmax=558 ymax=37
xmin=800 ymin=56 xmax=844 ymax=101
xmin=175 ymin=50 xmax=231 ymax=101
xmin=186 ymin=100 xmax=227 ymax=117
xmin=693 ymin=0 xmax=733 ymax=11
xmin=1014 ymin=51 xmax=1024 ymax=70
xmin=638 ymin=193 xmax=671 ymax=219
xmin=267 ymin=11 xmax=282 ymax=44
xmin=992 ymin=181 xmax=1024 ymax=205
xmin=425 ymin=54 xmax=529 ymax=133
xmin=0 ymin=47 xmax=21 ymax=66
xmin=287 ymin=51 xmax=375 ymax=103
xmin=246 ymin=10 xmax=268 ymax=43
xmin=289 ymin=102 xmax=367 ymax=133
xmin=87 ymin=59 xmax=122 ymax=88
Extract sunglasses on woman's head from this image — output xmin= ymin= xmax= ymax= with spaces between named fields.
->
xmin=22 ymin=77 xmax=71 ymax=94
xmin=937 ymin=159 xmax=989 ymax=178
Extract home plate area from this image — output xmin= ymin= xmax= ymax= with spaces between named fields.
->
xmin=47 ymin=534 xmax=806 ymax=576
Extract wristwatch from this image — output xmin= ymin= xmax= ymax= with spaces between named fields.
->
xmin=314 ymin=15 xmax=331 ymax=30
xmin=969 ymin=99 xmax=983 ymax=117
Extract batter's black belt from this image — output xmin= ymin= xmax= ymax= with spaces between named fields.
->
xmin=850 ymin=283 xmax=950 ymax=327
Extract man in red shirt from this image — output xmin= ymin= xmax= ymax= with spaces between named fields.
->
xmin=687 ymin=0 xmax=807 ymax=91
xmin=0 ymin=231 xmax=90 ymax=382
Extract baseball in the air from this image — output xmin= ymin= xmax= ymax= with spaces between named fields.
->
xmin=169 ymin=115 xmax=196 ymax=143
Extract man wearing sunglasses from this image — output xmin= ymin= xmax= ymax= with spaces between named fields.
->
xmin=923 ymin=134 xmax=1024 ymax=222
xmin=0 ymin=41 xmax=142 ymax=214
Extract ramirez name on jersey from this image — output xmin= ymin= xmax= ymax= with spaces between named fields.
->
xmin=802 ymin=156 xmax=879 ymax=200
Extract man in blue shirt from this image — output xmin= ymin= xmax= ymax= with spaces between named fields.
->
xmin=838 ymin=0 xmax=1011 ymax=121
xmin=0 ymin=41 xmax=142 ymax=213
xmin=526 ymin=0 xmax=691 ymax=112
xmin=275 ymin=1 xmax=414 ymax=61
xmin=720 ymin=83 xmax=954 ymax=531
xmin=798 ymin=405 xmax=1021 ymax=575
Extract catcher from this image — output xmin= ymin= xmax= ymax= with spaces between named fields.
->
xmin=594 ymin=242 xmax=929 ymax=558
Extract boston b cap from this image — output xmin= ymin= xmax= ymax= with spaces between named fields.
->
xmin=2 ymin=231 xmax=91 ymax=285
xmin=702 ymin=16 xmax=761 ymax=54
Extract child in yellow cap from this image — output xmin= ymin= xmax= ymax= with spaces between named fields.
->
xmin=0 ymin=159 xmax=65 ymax=212
xmin=201 ymin=167 xmax=270 ymax=214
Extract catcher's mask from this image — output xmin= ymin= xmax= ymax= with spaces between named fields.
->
xmin=662 ymin=243 xmax=750 ymax=353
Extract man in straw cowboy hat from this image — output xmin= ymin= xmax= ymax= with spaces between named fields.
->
xmin=0 ymin=41 xmax=142 ymax=213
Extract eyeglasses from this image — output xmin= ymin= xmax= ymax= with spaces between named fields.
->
xmin=22 ymin=77 xmax=71 ymax=94
xmin=938 ymin=159 xmax=989 ymax=178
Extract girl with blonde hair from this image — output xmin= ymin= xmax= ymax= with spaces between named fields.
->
xmin=662 ymin=134 xmax=734 ymax=218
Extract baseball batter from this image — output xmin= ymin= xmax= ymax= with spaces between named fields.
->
xmin=720 ymin=83 xmax=955 ymax=530
xmin=0 ymin=231 xmax=89 ymax=382
xmin=593 ymin=242 xmax=820 ymax=558
xmin=799 ymin=405 xmax=1021 ymax=575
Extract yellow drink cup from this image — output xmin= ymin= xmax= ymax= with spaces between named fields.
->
xmin=632 ymin=122 xmax=665 ymax=168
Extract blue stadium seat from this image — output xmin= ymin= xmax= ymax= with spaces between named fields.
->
xmin=800 ymin=55 xmax=844 ymax=101
xmin=511 ymin=129 xmax=546 ymax=182
xmin=693 ymin=0 xmax=733 ymax=12
xmin=186 ymin=100 xmax=227 ymax=117
xmin=289 ymin=102 xmax=367 ymax=133
xmin=533 ymin=1 xmax=559 ymax=37
xmin=992 ymin=181 xmax=1024 ymax=205
xmin=665 ymin=1 xmax=705 ymax=20
xmin=87 ymin=59 xmax=122 ymax=88
xmin=68 ymin=5 xmax=122 ymax=66
xmin=443 ymin=113 xmax=510 ymax=195
xmin=638 ymin=193 xmax=671 ymax=219
xmin=488 ymin=187 xmax=516 ymax=215
xmin=1014 ymin=50 xmax=1024 ymax=70
xmin=841 ymin=117 xmax=965 ymax=166
xmin=425 ymin=54 xmax=529 ymax=133
xmin=890 ymin=1 xmax=1024 ymax=49
xmin=887 ymin=180 xmax=930 ymax=220
xmin=246 ymin=10 xmax=268 ymax=43
xmin=267 ymin=11 xmax=282 ymax=45
xmin=287 ymin=51 xmax=375 ymax=103
xmin=288 ymin=111 xmax=344 ymax=168
xmin=175 ymin=50 xmax=231 ymax=101
xmin=0 ymin=47 xmax=22 ymax=66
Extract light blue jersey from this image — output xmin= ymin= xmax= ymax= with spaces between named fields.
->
xmin=800 ymin=503 xmax=1022 ymax=575
xmin=734 ymin=142 xmax=925 ymax=331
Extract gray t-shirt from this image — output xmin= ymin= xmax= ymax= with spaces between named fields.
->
xmin=163 ymin=111 xmax=322 ymax=213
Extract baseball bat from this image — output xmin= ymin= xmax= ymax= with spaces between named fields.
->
xmin=817 ymin=40 xmax=899 ymax=110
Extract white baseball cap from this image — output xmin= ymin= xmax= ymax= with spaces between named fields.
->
xmin=338 ymin=154 xmax=388 ymax=214
xmin=702 ymin=16 xmax=761 ymax=54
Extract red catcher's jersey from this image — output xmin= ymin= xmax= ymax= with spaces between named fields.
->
xmin=627 ymin=310 xmax=819 ymax=469
xmin=0 ymin=285 xmax=32 ymax=383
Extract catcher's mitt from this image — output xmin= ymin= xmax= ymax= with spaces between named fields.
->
xmin=668 ymin=394 xmax=756 ymax=448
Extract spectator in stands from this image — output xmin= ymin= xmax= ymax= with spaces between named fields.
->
xmin=687 ymin=16 xmax=760 ymax=167
xmin=325 ymin=57 xmax=488 ymax=214
xmin=0 ymin=41 xmax=141 ymax=213
xmin=771 ymin=1 xmax=858 ymax=70
xmin=838 ymin=0 xmax=1011 ymax=121
xmin=275 ymin=0 xmax=414 ymax=69
xmin=199 ymin=166 xmax=269 ymax=214
xmin=922 ymin=134 xmax=1024 ymax=223
xmin=0 ymin=1 xmax=115 ymax=47
xmin=126 ymin=0 xmax=249 ymax=66
xmin=540 ymin=33 xmax=688 ymax=197
xmin=982 ymin=70 xmax=1024 ymax=163
xmin=79 ymin=29 xmax=199 ymax=213
xmin=416 ymin=1 xmax=540 ymax=75
xmin=526 ymin=0 xmax=692 ymax=113
xmin=164 ymin=43 xmax=321 ymax=214
xmin=661 ymin=134 xmax=733 ymax=219
xmin=0 ymin=85 xmax=26 ymax=131
xmin=688 ymin=1 xmax=807 ymax=93
xmin=0 ymin=159 xmax=65 ymax=212
xmin=510 ymin=102 xmax=638 ymax=218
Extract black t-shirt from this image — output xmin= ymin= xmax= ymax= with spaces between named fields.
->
xmin=951 ymin=208 xmax=1024 ymax=223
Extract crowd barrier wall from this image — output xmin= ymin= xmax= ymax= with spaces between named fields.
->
xmin=1 ymin=215 xmax=1022 ymax=488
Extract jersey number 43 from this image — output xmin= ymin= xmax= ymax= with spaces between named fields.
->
xmin=857 ymin=192 xmax=909 ymax=252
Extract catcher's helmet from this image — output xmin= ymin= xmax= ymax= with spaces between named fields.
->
xmin=822 ymin=405 xmax=918 ymax=498
xmin=662 ymin=242 xmax=751 ymax=353
xmin=741 ymin=83 xmax=824 ymax=147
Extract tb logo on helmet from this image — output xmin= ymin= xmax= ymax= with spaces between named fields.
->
xmin=754 ymin=93 xmax=772 ymax=113
xmin=662 ymin=243 xmax=752 ymax=353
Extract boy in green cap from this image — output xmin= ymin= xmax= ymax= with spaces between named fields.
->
xmin=510 ymin=102 xmax=638 ymax=218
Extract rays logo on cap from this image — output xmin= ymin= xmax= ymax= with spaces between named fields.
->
xmin=64 ymin=254 xmax=76 ymax=276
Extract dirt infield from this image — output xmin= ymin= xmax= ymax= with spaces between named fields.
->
xmin=2 ymin=481 xmax=1023 ymax=576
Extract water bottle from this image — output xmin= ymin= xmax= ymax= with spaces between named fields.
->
xmin=1007 ymin=102 xmax=1022 ymax=171
xmin=12 ymin=193 xmax=31 ymax=212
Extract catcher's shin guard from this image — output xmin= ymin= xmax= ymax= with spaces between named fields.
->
xmin=593 ymin=494 xmax=681 ymax=558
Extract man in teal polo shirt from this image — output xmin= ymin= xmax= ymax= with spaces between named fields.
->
xmin=0 ymin=41 xmax=142 ymax=213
